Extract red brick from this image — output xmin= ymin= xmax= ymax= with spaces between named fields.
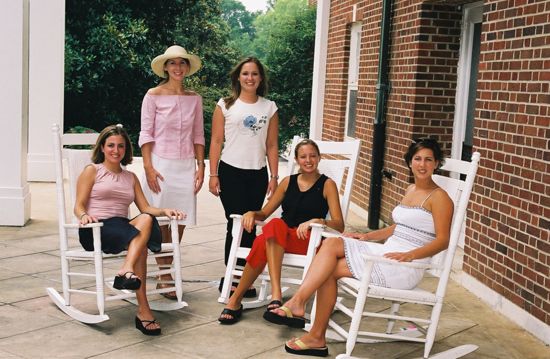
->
xmin=319 ymin=0 xmax=550 ymax=326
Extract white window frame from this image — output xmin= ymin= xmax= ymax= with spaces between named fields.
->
xmin=453 ymin=1 xmax=483 ymax=249
xmin=452 ymin=2 xmax=483 ymax=161
xmin=344 ymin=22 xmax=362 ymax=139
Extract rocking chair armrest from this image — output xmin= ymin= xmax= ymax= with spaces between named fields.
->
xmin=362 ymin=254 xmax=432 ymax=270
xmin=64 ymin=222 xmax=104 ymax=229
xmin=322 ymin=228 xmax=342 ymax=237
xmin=229 ymin=213 xmax=267 ymax=227
xmin=156 ymin=216 xmax=186 ymax=226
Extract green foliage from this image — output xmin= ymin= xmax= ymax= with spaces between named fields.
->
xmin=252 ymin=0 xmax=316 ymax=149
xmin=65 ymin=0 xmax=316 ymax=157
xmin=64 ymin=0 xmax=238 ymax=153
xmin=192 ymin=82 xmax=229 ymax=155
xmin=220 ymin=0 xmax=261 ymax=56
xmin=219 ymin=0 xmax=315 ymax=150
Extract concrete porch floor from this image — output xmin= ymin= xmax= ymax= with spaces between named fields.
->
xmin=0 ymin=178 xmax=548 ymax=359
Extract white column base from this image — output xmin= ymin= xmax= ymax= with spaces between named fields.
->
xmin=0 ymin=185 xmax=31 ymax=226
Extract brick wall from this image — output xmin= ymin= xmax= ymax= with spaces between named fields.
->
xmin=321 ymin=0 xmax=461 ymax=219
xmin=466 ymin=0 xmax=550 ymax=325
xmin=318 ymin=0 xmax=549 ymax=326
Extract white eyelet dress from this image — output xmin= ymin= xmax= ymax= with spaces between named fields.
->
xmin=342 ymin=204 xmax=436 ymax=290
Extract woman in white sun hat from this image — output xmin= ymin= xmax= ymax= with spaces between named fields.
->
xmin=138 ymin=45 xmax=205 ymax=299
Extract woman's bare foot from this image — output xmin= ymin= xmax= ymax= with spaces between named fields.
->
xmin=269 ymin=298 xmax=305 ymax=318
xmin=157 ymin=275 xmax=177 ymax=299
xmin=286 ymin=334 xmax=326 ymax=350
xmin=136 ymin=310 xmax=161 ymax=331
xmin=220 ymin=297 xmax=242 ymax=321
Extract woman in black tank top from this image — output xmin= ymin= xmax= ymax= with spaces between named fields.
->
xmin=218 ymin=139 xmax=344 ymax=325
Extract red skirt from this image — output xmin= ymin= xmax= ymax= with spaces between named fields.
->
xmin=246 ymin=218 xmax=310 ymax=269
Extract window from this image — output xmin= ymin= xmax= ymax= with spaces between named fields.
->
xmin=345 ymin=22 xmax=362 ymax=138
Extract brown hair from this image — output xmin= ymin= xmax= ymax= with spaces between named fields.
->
xmin=404 ymin=137 xmax=445 ymax=169
xmin=223 ymin=57 xmax=268 ymax=109
xmin=91 ymin=125 xmax=133 ymax=166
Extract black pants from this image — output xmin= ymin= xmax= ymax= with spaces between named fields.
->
xmin=218 ymin=161 xmax=268 ymax=266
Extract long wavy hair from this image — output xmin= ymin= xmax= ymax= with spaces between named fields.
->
xmin=223 ymin=57 xmax=268 ymax=109
xmin=91 ymin=125 xmax=133 ymax=166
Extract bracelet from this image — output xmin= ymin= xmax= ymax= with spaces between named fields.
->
xmin=196 ymin=160 xmax=205 ymax=166
xmin=79 ymin=212 xmax=88 ymax=220
xmin=209 ymin=174 xmax=219 ymax=177
xmin=270 ymin=175 xmax=279 ymax=180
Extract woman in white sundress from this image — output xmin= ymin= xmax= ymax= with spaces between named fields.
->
xmin=263 ymin=138 xmax=454 ymax=358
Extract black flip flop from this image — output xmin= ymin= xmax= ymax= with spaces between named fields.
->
xmin=243 ymin=286 xmax=257 ymax=298
xmin=266 ymin=299 xmax=283 ymax=312
xmin=263 ymin=306 xmax=305 ymax=328
xmin=113 ymin=271 xmax=141 ymax=290
xmin=284 ymin=339 xmax=328 ymax=357
xmin=218 ymin=304 xmax=243 ymax=325
xmin=219 ymin=277 xmax=257 ymax=298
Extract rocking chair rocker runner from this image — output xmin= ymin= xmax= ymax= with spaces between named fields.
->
xmin=218 ymin=136 xmax=361 ymax=308
xmin=46 ymin=124 xmax=187 ymax=324
xmin=308 ymin=152 xmax=481 ymax=359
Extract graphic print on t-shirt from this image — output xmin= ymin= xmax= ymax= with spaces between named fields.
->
xmin=239 ymin=114 xmax=267 ymax=136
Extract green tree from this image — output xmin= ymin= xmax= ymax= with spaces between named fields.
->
xmin=252 ymin=0 xmax=316 ymax=149
xmin=64 ymin=0 xmax=238 ymax=150
xmin=220 ymin=0 xmax=261 ymax=56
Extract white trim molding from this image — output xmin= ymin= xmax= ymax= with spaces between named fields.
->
xmin=452 ymin=2 xmax=483 ymax=161
xmin=309 ymin=0 xmax=330 ymax=140
xmin=453 ymin=271 xmax=550 ymax=345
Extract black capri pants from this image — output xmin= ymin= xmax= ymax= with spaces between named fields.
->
xmin=218 ymin=160 xmax=268 ymax=266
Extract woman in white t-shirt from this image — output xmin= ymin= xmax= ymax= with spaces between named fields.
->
xmin=209 ymin=57 xmax=279 ymax=297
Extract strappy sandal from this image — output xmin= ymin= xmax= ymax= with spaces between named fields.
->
xmin=135 ymin=316 xmax=161 ymax=336
xmin=113 ymin=271 xmax=141 ymax=290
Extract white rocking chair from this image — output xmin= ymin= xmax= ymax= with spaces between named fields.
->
xmin=46 ymin=124 xmax=187 ymax=324
xmin=218 ymin=136 xmax=361 ymax=308
xmin=308 ymin=152 xmax=481 ymax=359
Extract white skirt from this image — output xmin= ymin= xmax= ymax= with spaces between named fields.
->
xmin=342 ymin=236 xmax=427 ymax=290
xmin=141 ymin=153 xmax=196 ymax=226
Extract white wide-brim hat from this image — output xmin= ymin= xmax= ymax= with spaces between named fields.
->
xmin=151 ymin=45 xmax=202 ymax=78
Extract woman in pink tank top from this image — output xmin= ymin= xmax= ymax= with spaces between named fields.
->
xmin=74 ymin=125 xmax=185 ymax=336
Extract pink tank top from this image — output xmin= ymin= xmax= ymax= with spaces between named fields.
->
xmin=86 ymin=163 xmax=135 ymax=220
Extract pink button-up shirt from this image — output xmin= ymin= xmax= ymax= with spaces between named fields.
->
xmin=138 ymin=93 xmax=205 ymax=160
